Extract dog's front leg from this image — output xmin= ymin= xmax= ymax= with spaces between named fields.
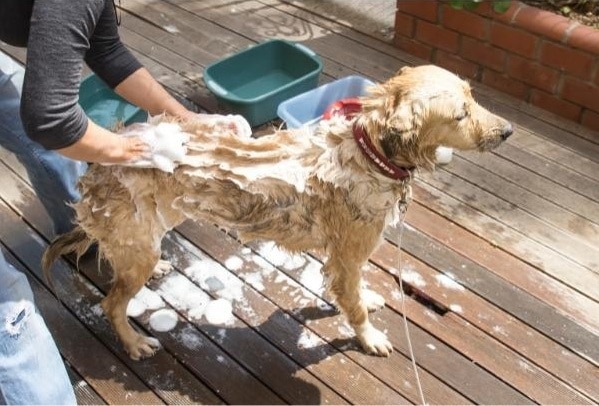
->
xmin=101 ymin=246 xmax=162 ymax=360
xmin=324 ymin=254 xmax=393 ymax=357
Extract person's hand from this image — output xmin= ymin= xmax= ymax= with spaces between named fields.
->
xmin=57 ymin=119 xmax=188 ymax=172
xmin=109 ymin=122 xmax=190 ymax=172
xmin=57 ymin=120 xmax=151 ymax=164
xmin=108 ymin=135 xmax=151 ymax=163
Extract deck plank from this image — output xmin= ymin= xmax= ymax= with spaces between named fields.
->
xmin=66 ymin=367 xmax=108 ymax=405
xmin=359 ymin=254 xmax=596 ymax=405
xmin=172 ymin=224 xmax=469 ymax=405
xmin=120 ymin=0 xmax=359 ymax=84
xmin=163 ymin=232 xmax=411 ymax=404
xmin=0 ymin=209 xmax=165 ymax=405
xmin=376 ymin=235 xmax=599 ymax=398
xmin=177 ymin=222 xmax=533 ymax=405
xmin=507 ymin=131 xmax=599 ymax=181
xmin=443 ymin=154 xmax=599 ymax=242
xmin=412 ymin=181 xmax=599 ymax=299
xmin=418 ymin=169 xmax=599 ymax=273
xmin=462 ymin=146 xmax=599 ymax=221
xmin=405 ymin=202 xmax=599 ymax=334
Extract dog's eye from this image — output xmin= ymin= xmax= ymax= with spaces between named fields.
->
xmin=455 ymin=110 xmax=469 ymax=121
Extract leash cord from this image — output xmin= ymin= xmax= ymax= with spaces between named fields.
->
xmin=397 ymin=194 xmax=427 ymax=405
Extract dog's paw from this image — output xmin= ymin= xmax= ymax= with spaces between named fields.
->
xmin=357 ymin=324 xmax=393 ymax=357
xmin=152 ymin=260 xmax=173 ymax=279
xmin=126 ymin=335 xmax=161 ymax=360
xmin=362 ymin=288 xmax=386 ymax=312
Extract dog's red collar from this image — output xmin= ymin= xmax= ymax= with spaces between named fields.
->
xmin=352 ymin=123 xmax=413 ymax=181
xmin=324 ymin=98 xmax=413 ymax=181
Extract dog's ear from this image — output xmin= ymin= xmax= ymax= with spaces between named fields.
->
xmin=361 ymin=73 xmax=427 ymax=159
xmin=378 ymin=93 xmax=426 ymax=158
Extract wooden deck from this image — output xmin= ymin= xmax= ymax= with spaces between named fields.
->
xmin=1 ymin=0 xmax=598 ymax=404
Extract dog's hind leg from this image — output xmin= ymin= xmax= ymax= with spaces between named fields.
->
xmin=101 ymin=244 xmax=162 ymax=360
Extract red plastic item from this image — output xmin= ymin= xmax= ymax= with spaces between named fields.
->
xmin=322 ymin=98 xmax=362 ymax=120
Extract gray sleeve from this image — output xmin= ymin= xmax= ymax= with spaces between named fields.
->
xmin=20 ymin=0 xmax=141 ymax=150
xmin=84 ymin=1 xmax=142 ymax=88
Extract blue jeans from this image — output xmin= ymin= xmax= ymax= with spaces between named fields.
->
xmin=0 ymin=249 xmax=76 ymax=405
xmin=0 ymin=51 xmax=79 ymax=403
xmin=0 ymin=50 xmax=86 ymax=236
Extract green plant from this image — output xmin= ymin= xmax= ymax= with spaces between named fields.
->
xmin=449 ymin=0 xmax=512 ymax=13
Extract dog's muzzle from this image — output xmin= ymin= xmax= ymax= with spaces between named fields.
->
xmin=500 ymin=123 xmax=514 ymax=140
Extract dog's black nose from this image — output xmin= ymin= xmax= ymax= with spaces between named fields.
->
xmin=501 ymin=124 xmax=513 ymax=140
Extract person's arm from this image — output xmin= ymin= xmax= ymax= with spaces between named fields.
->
xmin=56 ymin=119 xmax=148 ymax=163
xmin=114 ymin=67 xmax=196 ymax=120
xmin=84 ymin=3 xmax=194 ymax=120
xmin=21 ymin=0 xmax=146 ymax=164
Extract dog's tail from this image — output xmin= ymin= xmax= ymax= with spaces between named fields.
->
xmin=42 ymin=226 xmax=96 ymax=287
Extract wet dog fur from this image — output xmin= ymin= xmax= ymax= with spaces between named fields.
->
xmin=43 ymin=65 xmax=512 ymax=360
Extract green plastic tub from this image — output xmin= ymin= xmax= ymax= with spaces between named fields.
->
xmin=79 ymin=74 xmax=148 ymax=130
xmin=204 ymin=39 xmax=323 ymax=127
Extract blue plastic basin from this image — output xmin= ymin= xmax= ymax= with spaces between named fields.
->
xmin=79 ymin=74 xmax=148 ymax=130
xmin=277 ymin=75 xmax=376 ymax=128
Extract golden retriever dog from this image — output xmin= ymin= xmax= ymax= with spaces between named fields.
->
xmin=43 ymin=65 xmax=512 ymax=360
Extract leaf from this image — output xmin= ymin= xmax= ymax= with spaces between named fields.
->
xmin=449 ymin=0 xmax=511 ymax=14
xmin=463 ymin=1 xmax=480 ymax=11
xmin=493 ymin=0 xmax=512 ymax=13
xmin=449 ymin=0 xmax=465 ymax=10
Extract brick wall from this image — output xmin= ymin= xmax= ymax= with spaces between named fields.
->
xmin=394 ymin=0 xmax=599 ymax=131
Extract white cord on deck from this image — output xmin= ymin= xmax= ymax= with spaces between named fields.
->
xmin=396 ymin=205 xmax=427 ymax=405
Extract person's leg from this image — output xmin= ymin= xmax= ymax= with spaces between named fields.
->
xmin=0 ymin=51 xmax=86 ymax=236
xmin=0 ymin=249 xmax=76 ymax=404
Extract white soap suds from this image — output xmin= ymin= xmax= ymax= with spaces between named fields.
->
xmin=91 ymin=303 xmax=104 ymax=317
xmin=492 ymin=325 xmax=508 ymax=336
xmin=156 ymin=273 xmax=209 ymax=320
xmin=337 ymin=322 xmax=354 ymax=338
xmin=225 ymin=255 xmax=244 ymax=271
xmin=126 ymin=298 xmax=146 ymax=318
xmin=401 ymin=268 xmax=426 ymax=288
xmin=175 ymin=325 xmax=204 ymax=350
xmin=111 ymin=122 xmax=190 ymax=173
xmin=297 ymin=329 xmax=321 ymax=349
xmin=149 ymin=308 xmax=178 ymax=332
xmin=435 ymin=146 xmax=453 ymax=164
xmin=242 ymin=272 xmax=265 ymax=291
xmin=204 ymin=299 xmax=234 ymax=325
xmin=183 ymin=258 xmax=245 ymax=303
xmin=163 ymin=25 xmax=180 ymax=33
xmin=435 ymin=273 xmax=465 ymax=291
xmin=391 ymin=289 xmax=403 ymax=302
xmin=449 ymin=304 xmax=463 ymax=313
xmin=256 ymin=241 xmax=306 ymax=270
xmin=138 ymin=287 xmax=165 ymax=309
xmin=299 ymin=262 xmax=324 ymax=295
